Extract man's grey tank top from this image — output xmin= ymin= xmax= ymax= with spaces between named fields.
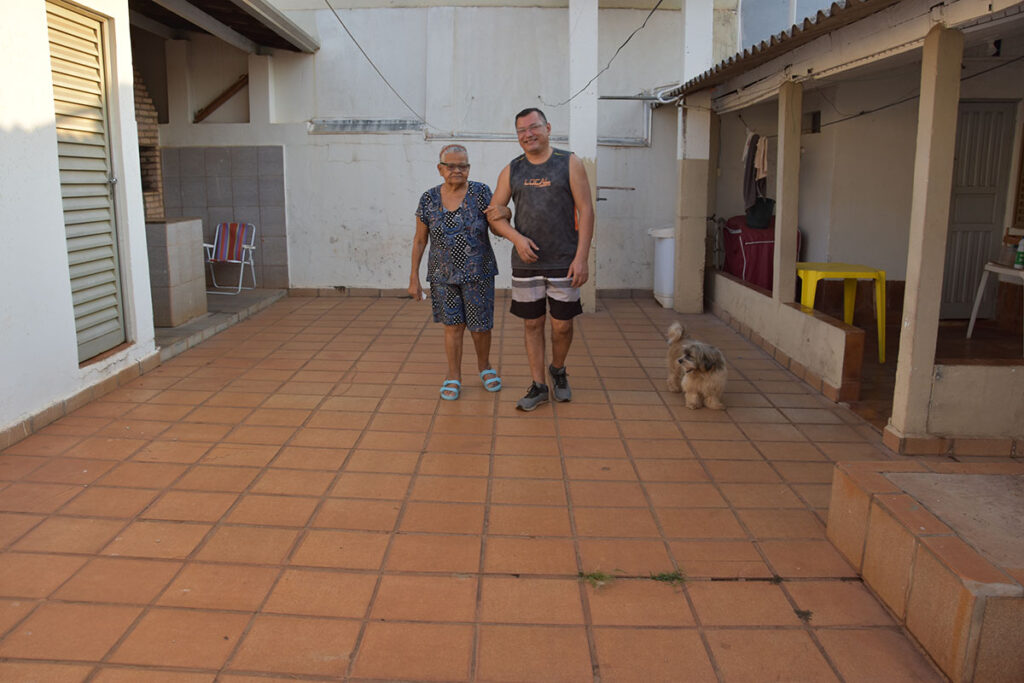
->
xmin=509 ymin=148 xmax=577 ymax=271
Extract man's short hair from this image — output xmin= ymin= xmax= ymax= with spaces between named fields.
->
xmin=439 ymin=144 xmax=467 ymax=162
xmin=514 ymin=108 xmax=547 ymax=125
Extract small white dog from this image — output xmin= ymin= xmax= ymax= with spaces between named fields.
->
xmin=666 ymin=322 xmax=727 ymax=410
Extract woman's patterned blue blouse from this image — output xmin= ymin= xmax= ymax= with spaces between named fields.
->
xmin=415 ymin=180 xmax=498 ymax=284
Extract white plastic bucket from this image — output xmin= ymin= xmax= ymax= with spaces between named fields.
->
xmin=648 ymin=227 xmax=675 ymax=309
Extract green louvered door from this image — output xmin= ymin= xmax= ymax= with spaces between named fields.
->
xmin=47 ymin=1 xmax=126 ymax=362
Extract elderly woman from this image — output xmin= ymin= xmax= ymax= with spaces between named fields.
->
xmin=409 ymin=144 xmax=502 ymax=400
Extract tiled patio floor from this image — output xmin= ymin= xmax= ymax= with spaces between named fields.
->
xmin=0 ymin=296 xmax=962 ymax=681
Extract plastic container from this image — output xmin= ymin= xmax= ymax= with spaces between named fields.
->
xmin=648 ymin=227 xmax=675 ymax=308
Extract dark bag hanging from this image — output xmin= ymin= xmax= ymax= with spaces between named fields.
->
xmin=745 ymin=196 xmax=775 ymax=229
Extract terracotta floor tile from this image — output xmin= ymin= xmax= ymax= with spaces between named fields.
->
xmin=262 ymin=568 xmax=376 ymax=618
xmin=291 ymin=529 xmax=389 ymax=569
xmin=759 ymin=540 xmax=857 ymax=578
xmin=224 ymin=425 xmax=297 ymax=446
xmin=344 ymin=449 xmax=420 ymax=473
xmin=385 ymin=534 xmax=481 ymax=573
xmin=363 ymin=430 xmax=428 ymax=451
xmin=133 ymin=441 xmax=212 ymax=463
xmin=669 ymin=540 xmax=771 ymax=579
xmin=594 ymin=628 xmax=716 ymax=682
xmin=574 ymin=507 xmax=661 ymax=538
xmin=0 ymin=455 xmax=46 ymax=482
xmin=98 ymin=419 xmax=172 ymax=440
xmin=22 ymin=458 xmax=115 ymax=485
xmin=92 ymin=669 xmax=213 ymax=682
xmin=484 ymin=537 xmax=578 ymax=575
xmin=586 ymin=580 xmax=695 ymax=626
xmin=377 ymin=397 xmax=437 ymax=414
xmin=705 ymin=460 xmax=782 ymax=483
xmin=625 ymin=439 xmax=695 ymax=459
xmin=816 ymin=628 xmax=944 ymax=681
xmin=783 ymin=581 xmax=895 ymax=626
xmin=433 ymin=415 xmax=495 ymax=435
xmin=288 ymin=427 xmax=360 ymax=449
xmin=12 ymin=516 xmax=125 ymax=554
xmin=496 ymin=416 xmax=556 ymax=436
xmin=569 ymin=481 xmax=647 ymax=507
xmin=0 ymin=598 xmax=37 ymax=637
xmin=160 ymin=423 xmax=233 ymax=442
xmin=181 ymin=406 xmax=253 ymax=425
xmin=0 ymin=662 xmax=92 ymax=681
xmin=57 ymin=487 xmax=157 ymax=518
xmin=487 ymin=505 xmax=572 ymax=537
xmin=646 ymin=482 xmax=728 ymax=508
xmin=736 ymin=508 xmax=826 ymax=539
xmin=705 ymin=629 xmax=839 ymax=683
xmin=425 ymin=432 xmax=491 ymax=454
xmin=688 ymin=581 xmax=802 ymax=626
xmin=656 ymin=507 xmax=747 ymax=539
xmin=491 ymin=478 xmax=566 ymax=505
xmin=62 ymin=437 xmax=148 ymax=461
xmin=577 ymin=539 xmax=675 ymax=576
xmin=410 ymin=475 xmax=488 ymax=503
xmin=142 ymin=491 xmax=238 ymax=522
xmin=329 ymin=472 xmax=411 ymax=499
xmin=691 ymin=440 xmax=764 ymax=460
xmin=0 ymin=512 xmax=43 ymax=546
xmin=3 ymin=434 xmax=80 ymax=457
xmin=798 ymin=423 xmax=865 ymax=442
xmin=494 ymin=435 xmax=562 ymax=456
xmin=489 ymin=456 xmax=561 ymax=479
xmin=791 ymin=483 xmax=834 ymax=508
xmin=307 ymin=409 xmax=372 ymax=430
xmin=173 ymin=465 xmax=260 ymax=492
xmin=560 ymin=436 xmax=627 ymax=458
xmin=110 ymin=608 xmax=250 ymax=669
xmin=352 ymin=622 xmax=473 ymax=681
xmin=226 ymin=494 xmax=318 ymax=527
xmin=564 ymin=458 xmax=637 ymax=481
xmin=244 ymin=408 xmax=311 ymax=427
xmin=250 ymin=469 xmax=334 ymax=496
xmin=312 ymin=498 xmax=400 ymax=531
xmin=54 ymin=557 xmax=180 ymax=604
xmin=774 ymin=460 xmax=837 ymax=484
xmin=102 ymin=521 xmax=211 ymax=559
xmin=0 ymin=602 xmax=140 ymax=661
xmin=634 ymin=459 xmax=709 ymax=482
xmin=476 ymin=625 xmax=592 ymax=683
xmin=740 ymin=423 xmax=810 ymax=442
xmin=370 ymin=574 xmax=477 ymax=621
xmin=157 ymin=563 xmax=277 ymax=611
xmin=0 ymin=553 xmax=86 ymax=598
xmin=400 ymin=501 xmax=484 ymax=534
xmin=195 ymin=526 xmax=298 ymax=564
xmin=201 ymin=443 xmax=279 ymax=468
xmin=719 ymin=483 xmax=805 ymax=508
xmin=481 ymin=576 xmax=584 ymax=624
xmin=756 ymin=441 xmax=826 ymax=461
xmin=99 ymin=462 xmax=188 ymax=489
xmin=40 ymin=416 xmax=111 ymax=438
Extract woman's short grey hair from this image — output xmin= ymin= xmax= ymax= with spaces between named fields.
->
xmin=439 ymin=144 xmax=467 ymax=162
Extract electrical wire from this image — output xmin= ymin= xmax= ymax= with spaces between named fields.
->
xmin=542 ymin=0 xmax=665 ymax=108
xmin=322 ymin=0 xmax=441 ymax=131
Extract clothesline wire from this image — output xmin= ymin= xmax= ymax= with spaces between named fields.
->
xmin=542 ymin=0 xmax=666 ymax=108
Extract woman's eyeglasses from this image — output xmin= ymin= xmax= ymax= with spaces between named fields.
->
xmin=439 ymin=162 xmax=470 ymax=172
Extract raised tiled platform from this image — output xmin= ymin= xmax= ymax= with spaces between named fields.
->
xmin=827 ymin=461 xmax=1024 ymax=682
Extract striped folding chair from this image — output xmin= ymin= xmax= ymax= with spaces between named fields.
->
xmin=203 ymin=222 xmax=257 ymax=294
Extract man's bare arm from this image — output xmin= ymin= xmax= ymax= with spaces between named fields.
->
xmin=486 ymin=166 xmax=538 ymax=263
xmin=567 ymin=154 xmax=595 ymax=287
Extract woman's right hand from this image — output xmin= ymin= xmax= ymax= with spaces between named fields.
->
xmin=409 ymin=280 xmax=424 ymax=301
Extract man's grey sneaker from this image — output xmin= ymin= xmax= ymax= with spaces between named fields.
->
xmin=549 ymin=365 xmax=572 ymax=402
xmin=516 ymin=382 xmax=549 ymax=412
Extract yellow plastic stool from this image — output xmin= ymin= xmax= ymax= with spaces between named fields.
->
xmin=796 ymin=262 xmax=886 ymax=363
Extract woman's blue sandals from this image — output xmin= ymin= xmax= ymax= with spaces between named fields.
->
xmin=480 ymin=369 xmax=502 ymax=392
xmin=439 ymin=379 xmax=461 ymax=401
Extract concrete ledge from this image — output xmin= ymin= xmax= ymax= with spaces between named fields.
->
xmin=827 ymin=460 xmax=1024 ymax=682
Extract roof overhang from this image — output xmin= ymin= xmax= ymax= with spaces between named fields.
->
xmin=129 ymin=0 xmax=319 ymax=53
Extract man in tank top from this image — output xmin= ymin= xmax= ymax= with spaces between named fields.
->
xmin=485 ymin=108 xmax=595 ymax=412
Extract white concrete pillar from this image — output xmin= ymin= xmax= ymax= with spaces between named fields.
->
xmin=248 ymin=54 xmax=273 ymax=126
xmin=773 ymin=80 xmax=801 ymax=302
xmin=165 ymin=40 xmax=190 ymax=128
xmin=888 ymin=25 xmax=964 ymax=439
xmin=569 ymin=0 xmax=598 ymax=313
xmin=673 ymin=0 xmax=715 ymax=313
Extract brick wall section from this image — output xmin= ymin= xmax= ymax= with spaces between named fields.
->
xmin=134 ymin=68 xmax=163 ymax=220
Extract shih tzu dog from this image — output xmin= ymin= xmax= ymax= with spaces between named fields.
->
xmin=666 ymin=322 xmax=727 ymax=410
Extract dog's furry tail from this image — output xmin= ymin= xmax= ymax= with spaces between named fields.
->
xmin=667 ymin=321 xmax=685 ymax=344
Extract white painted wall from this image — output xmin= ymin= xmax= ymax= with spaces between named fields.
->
xmin=1 ymin=1 xmax=155 ymax=431
xmin=153 ymin=3 xmax=683 ymax=290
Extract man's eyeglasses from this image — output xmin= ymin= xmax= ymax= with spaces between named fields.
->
xmin=516 ymin=122 xmax=546 ymax=136
xmin=439 ymin=162 xmax=470 ymax=171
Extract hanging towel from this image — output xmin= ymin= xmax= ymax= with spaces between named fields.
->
xmin=754 ymin=136 xmax=768 ymax=181
xmin=743 ymin=133 xmax=760 ymax=210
